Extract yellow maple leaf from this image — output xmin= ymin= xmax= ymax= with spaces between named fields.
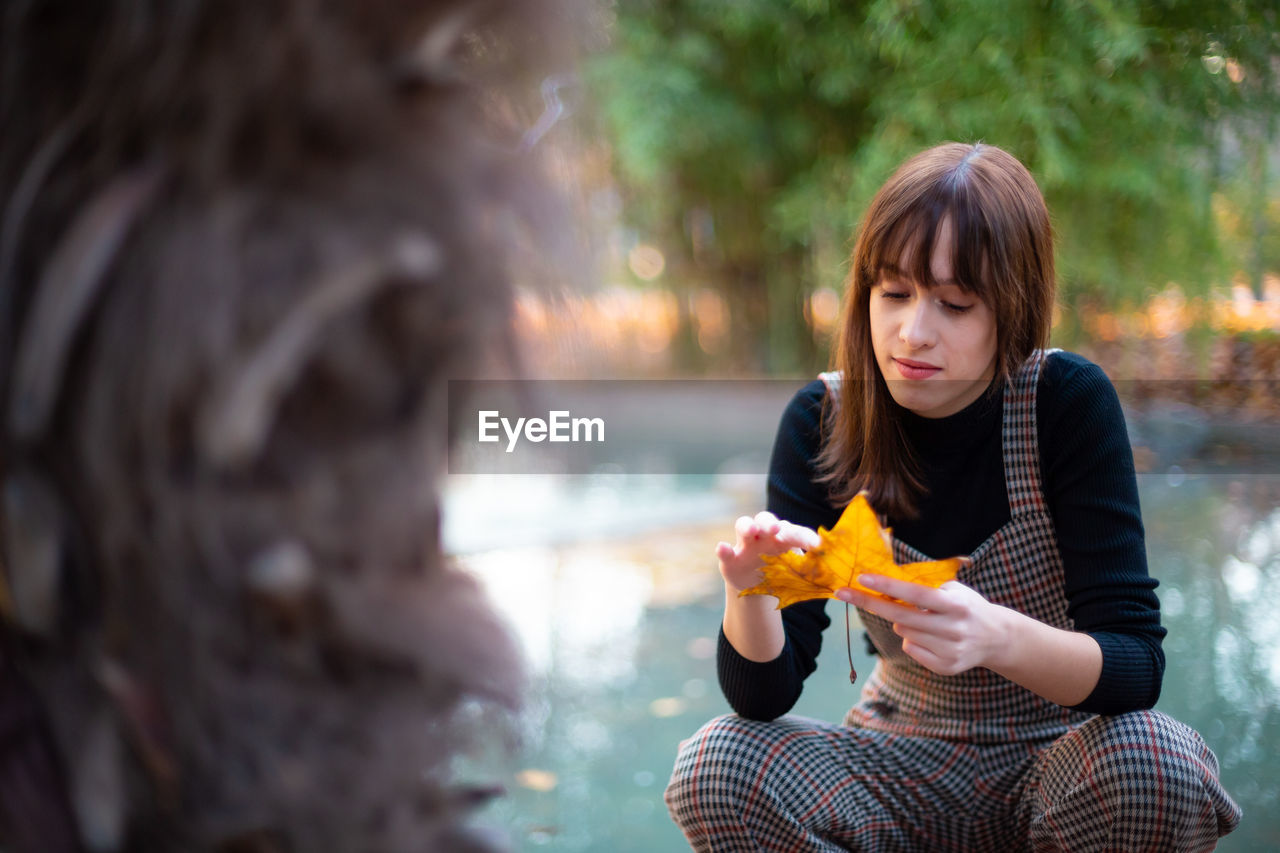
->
xmin=738 ymin=493 xmax=967 ymax=609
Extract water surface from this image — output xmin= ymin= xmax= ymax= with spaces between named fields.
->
xmin=450 ymin=471 xmax=1279 ymax=851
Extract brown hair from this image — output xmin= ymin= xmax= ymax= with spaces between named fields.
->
xmin=818 ymin=142 xmax=1055 ymax=519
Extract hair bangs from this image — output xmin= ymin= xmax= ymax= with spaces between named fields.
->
xmin=866 ymin=189 xmax=993 ymax=302
xmin=870 ymin=201 xmax=938 ymax=287
xmin=941 ymin=186 xmax=998 ymax=303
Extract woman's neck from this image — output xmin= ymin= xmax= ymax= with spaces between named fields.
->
xmin=897 ymin=376 xmax=1002 ymax=453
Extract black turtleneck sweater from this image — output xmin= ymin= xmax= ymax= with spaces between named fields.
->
xmin=718 ymin=351 xmax=1165 ymax=721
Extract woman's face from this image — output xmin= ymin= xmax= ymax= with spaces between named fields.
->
xmin=868 ymin=219 xmax=998 ymax=419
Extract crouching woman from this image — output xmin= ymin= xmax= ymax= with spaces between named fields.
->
xmin=666 ymin=143 xmax=1241 ymax=852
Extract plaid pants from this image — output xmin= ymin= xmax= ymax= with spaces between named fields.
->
xmin=665 ymin=709 xmax=1240 ymax=851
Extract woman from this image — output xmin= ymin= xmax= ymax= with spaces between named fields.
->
xmin=666 ymin=143 xmax=1241 ymax=851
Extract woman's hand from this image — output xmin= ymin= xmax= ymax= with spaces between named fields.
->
xmin=836 ymin=575 xmax=1008 ymax=676
xmin=716 ymin=511 xmax=820 ymax=594
xmin=836 ymin=573 xmax=1104 ymax=706
xmin=717 ymin=512 xmax=820 ymax=663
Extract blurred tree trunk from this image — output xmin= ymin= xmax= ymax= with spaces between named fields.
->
xmin=766 ymin=247 xmax=818 ymax=376
xmin=723 ymin=262 xmax=768 ymax=374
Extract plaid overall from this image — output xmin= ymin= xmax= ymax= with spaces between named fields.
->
xmin=666 ymin=351 xmax=1241 ymax=851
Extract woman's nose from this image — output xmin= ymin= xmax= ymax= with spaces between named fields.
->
xmin=900 ymin=300 xmax=935 ymax=348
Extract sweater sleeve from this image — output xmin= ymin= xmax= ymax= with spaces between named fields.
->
xmin=716 ymin=381 xmax=840 ymax=721
xmin=1038 ymin=353 xmax=1166 ymax=714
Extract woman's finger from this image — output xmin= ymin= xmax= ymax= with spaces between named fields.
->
xmin=775 ymin=519 xmax=821 ymax=550
xmin=837 ymin=587 xmax=957 ymax=639
xmin=856 ymin=574 xmax=954 ymax=612
xmin=752 ymin=511 xmax=779 ymax=528
xmin=899 ymin=636 xmax=945 ymax=671
xmin=840 ymin=588 xmax=920 ymax=623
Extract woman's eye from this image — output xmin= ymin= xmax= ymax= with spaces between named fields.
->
xmin=940 ymin=300 xmax=973 ymax=314
xmin=880 ymin=289 xmax=909 ymax=301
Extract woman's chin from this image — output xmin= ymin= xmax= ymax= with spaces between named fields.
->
xmin=884 ymin=381 xmax=937 ymax=414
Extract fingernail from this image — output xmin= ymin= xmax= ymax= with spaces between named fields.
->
xmin=858 ymin=574 xmax=878 ymax=589
xmin=836 ymin=589 xmax=854 ymax=603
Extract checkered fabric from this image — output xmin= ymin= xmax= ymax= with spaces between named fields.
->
xmin=666 ymin=350 xmax=1242 ymax=851
xmin=1022 ymin=710 xmax=1237 ymax=851
xmin=849 ymin=348 xmax=1091 ymax=745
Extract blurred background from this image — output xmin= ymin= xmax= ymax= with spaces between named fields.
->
xmin=447 ymin=2 xmax=1280 ymax=850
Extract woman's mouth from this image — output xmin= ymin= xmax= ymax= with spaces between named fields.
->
xmin=893 ymin=358 xmax=942 ymax=380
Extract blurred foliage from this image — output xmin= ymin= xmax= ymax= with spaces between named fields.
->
xmin=585 ymin=0 xmax=1280 ymax=373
